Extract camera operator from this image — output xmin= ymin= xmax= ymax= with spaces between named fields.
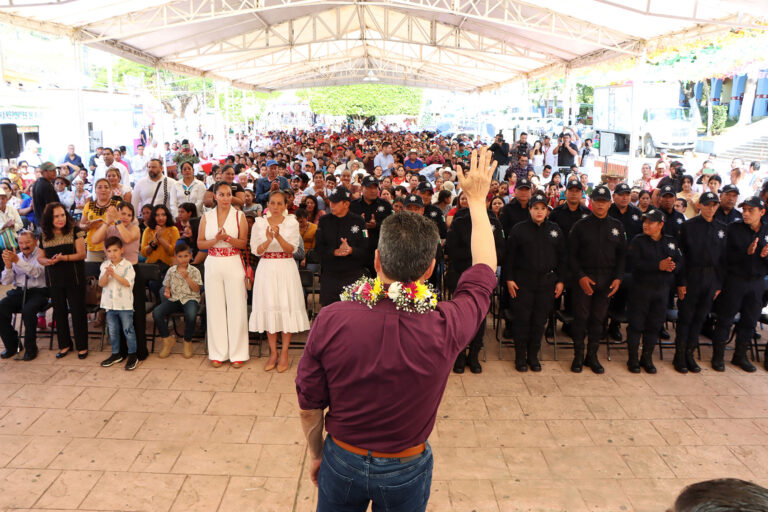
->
xmin=553 ymin=132 xmax=578 ymax=170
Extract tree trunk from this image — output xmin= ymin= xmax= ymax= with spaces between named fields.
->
xmin=737 ymin=72 xmax=757 ymax=126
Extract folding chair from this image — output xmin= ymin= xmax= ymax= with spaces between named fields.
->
xmin=83 ymin=261 xmax=107 ymax=350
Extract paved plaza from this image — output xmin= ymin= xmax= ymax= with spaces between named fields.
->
xmin=0 ymin=321 xmax=767 ymax=512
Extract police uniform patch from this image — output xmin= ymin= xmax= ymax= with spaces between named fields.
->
xmin=611 ymin=228 xmax=620 ymax=237
xmin=550 ymin=230 xmax=559 ymax=238
xmin=632 ymin=214 xmax=639 ymax=221
xmin=582 ymin=213 xmax=589 ymax=218
xmin=676 ymin=218 xmax=683 ymax=224
xmin=351 ymin=225 xmax=360 ymax=234
xmin=718 ymin=230 xmax=725 ymax=239
xmin=377 ymin=205 xmax=385 ymax=212
xmin=668 ymin=242 xmax=675 ymax=250
xmin=430 ymin=211 xmax=437 ymax=218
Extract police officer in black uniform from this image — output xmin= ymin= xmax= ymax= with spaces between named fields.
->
xmin=499 ymin=177 xmax=533 ymax=338
xmin=350 ymin=175 xmax=393 ymax=272
xmin=625 ymin=208 xmax=684 ymax=373
xmin=402 ymin=192 xmax=445 ymax=294
xmin=715 ymin=184 xmax=742 ymax=225
xmin=446 ymin=197 xmax=504 ymax=374
xmin=673 ymin=191 xmax=727 ymax=374
xmin=315 ymin=186 xmax=369 ymax=306
xmin=607 ymin=182 xmax=644 ymax=341
xmin=568 ymin=185 xmax=627 ymax=374
xmin=416 ymin=182 xmax=447 ymax=240
xmin=505 ymin=192 xmax=566 ymax=372
xmin=711 ymin=196 xmax=768 ymax=372
xmin=548 ymin=178 xmax=591 ymax=337
xmin=658 ymin=185 xmax=686 ymax=241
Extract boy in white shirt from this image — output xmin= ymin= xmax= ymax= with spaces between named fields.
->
xmin=98 ymin=236 xmax=138 ymax=370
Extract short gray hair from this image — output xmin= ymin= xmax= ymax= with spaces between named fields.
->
xmin=378 ymin=211 xmax=439 ymax=282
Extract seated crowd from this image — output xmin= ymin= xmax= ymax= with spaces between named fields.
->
xmin=0 ymin=128 xmax=766 ymax=379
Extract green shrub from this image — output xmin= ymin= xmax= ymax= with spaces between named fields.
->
xmin=712 ymin=105 xmax=728 ymax=135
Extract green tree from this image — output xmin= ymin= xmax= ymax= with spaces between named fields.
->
xmin=301 ymin=84 xmax=422 ymax=117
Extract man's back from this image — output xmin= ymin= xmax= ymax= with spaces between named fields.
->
xmin=296 ymin=264 xmax=496 ymax=452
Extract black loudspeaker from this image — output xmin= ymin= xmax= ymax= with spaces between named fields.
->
xmin=0 ymin=124 xmax=20 ymax=159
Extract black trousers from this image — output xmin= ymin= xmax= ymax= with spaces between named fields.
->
xmin=608 ymin=273 xmax=632 ymax=319
xmin=320 ymin=272 xmax=364 ymax=307
xmin=0 ymin=287 xmax=48 ymax=353
xmin=571 ymin=274 xmax=612 ymax=347
xmin=514 ymin=279 xmax=556 ymax=361
xmin=626 ymin=284 xmax=668 ymax=355
xmin=712 ymin=275 xmax=765 ymax=351
xmin=49 ymin=285 xmax=89 ymax=352
xmin=117 ymin=264 xmax=148 ymax=359
xmin=675 ymin=269 xmax=718 ymax=350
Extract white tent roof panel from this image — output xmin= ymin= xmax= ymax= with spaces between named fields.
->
xmin=0 ymin=0 xmax=765 ymax=91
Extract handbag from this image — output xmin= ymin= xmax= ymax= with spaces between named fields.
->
xmin=235 ymin=211 xmax=254 ymax=290
xmin=0 ymin=228 xmax=18 ymax=251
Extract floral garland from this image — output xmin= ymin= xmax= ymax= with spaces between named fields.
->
xmin=340 ymin=277 xmax=438 ymax=313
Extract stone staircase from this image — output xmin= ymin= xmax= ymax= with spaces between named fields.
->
xmin=719 ymin=135 xmax=768 ymax=163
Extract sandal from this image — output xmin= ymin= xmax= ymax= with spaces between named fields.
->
xmin=231 ymin=361 xmax=244 ymax=369
xmin=211 ymin=360 xmax=222 ymax=368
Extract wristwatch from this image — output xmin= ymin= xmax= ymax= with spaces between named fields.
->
xmin=114 ymin=220 xmax=122 ymax=225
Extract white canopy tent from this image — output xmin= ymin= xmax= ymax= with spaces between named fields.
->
xmin=1 ymin=0 xmax=766 ymax=92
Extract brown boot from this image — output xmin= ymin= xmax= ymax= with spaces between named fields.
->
xmin=158 ymin=336 xmax=175 ymax=359
xmin=183 ymin=341 xmax=194 ymax=359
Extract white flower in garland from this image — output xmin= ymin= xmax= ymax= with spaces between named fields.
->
xmin=387 ymin=281 xmax=402 ymax=301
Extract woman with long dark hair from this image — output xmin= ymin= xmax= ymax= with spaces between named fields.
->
xmin=198 ymin=182 xmax=248 ymax=368
xmin=38 ymin=203 xmax=89 ymax=359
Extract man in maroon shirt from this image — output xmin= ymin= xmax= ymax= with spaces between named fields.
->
xmin=296 ymin=149 xmax=498 ymax=512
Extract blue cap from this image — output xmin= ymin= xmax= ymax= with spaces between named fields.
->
xmin=266 ymin=159 xmax=278 ymax=167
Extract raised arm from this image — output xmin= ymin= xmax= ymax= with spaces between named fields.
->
xmin=456 ymin=148 xmax=497 ymax=271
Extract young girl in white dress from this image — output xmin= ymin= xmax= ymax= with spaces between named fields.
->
xmin=249 ymin=190 xmax=310 ymax=372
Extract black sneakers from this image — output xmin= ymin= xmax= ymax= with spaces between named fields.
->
xmin=124 ymin=354 xmax=138 ymax=371
xmin=100 ymin=353 xmax=124 ymax=367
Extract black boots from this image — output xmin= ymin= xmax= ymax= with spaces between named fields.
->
xmin=515 ymin=341 xmax=528 ymax=372
xmin=712 ymin=343 xmax=726 ymax=372
xmin=584 ymin=342 xmax=604 ymax=374
xmin=453 ymin=351 xmax=466 ymax=374
xmin=732 ymin=342 xmax=756 ymax=373
xmin=627 ymin=340 xmax=641 ymax=374
xmin=672 ymin=335 xmax=688 ymax=373
xmin=571 ymin=342 xmax=584 ymax=373
xmin=686 ymin=346 xmax=701 ymax=373
xmin=467 ymin=343 xmax=482 ymax=374
xmin=640 ymin=346 xmax=657 ymax=374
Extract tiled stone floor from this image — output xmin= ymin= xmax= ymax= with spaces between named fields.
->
xmin=1 ymin=321 xmax=768 ymax=511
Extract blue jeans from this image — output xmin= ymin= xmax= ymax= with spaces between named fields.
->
xmin=152 ymin=298 xmax=199 ymax=341
xmin=317 ymin=436 xmax=433 ymax=512
xmin=106 ymin=310 xmax=136 ymax=354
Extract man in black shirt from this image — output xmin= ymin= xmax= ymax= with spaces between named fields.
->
xmin=715 ymin=184 xmax=742 ymax=224
xmin=659 ymin=185 xmax=686 ymax=241
xmin=606 ymin=183 xmax=644 ymax=341
xmin=315 ymin=187 xmax=369 ymax=306
xmin=568 ymin=185 xmax=627 ymax=374
xmin=349 ymin=176 xmax=393 ymax=272
xmin=32 ymin=162 xmax=59 ymax=229
xmin=416 ymin=182 xmax=447 ymax=240
xmin=505 ymin=192 xmax=566 ymax=372
xmin=489 ymin=134 xmax=510 ymax=181
xmin=499 ymin=178 xmax=533 ymax=338
xmin=446 ymin=200 xmax=504 ymax=374
xmin=673 ymin=192 xmax=727 ymax=374
xmin=553 ymin=133 xmax=578 ymax=169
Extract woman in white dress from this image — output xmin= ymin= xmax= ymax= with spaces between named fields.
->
xmin=197 ymin=182 xmax=249 ymax=368
xmin=249 ymin=190 xmax=310 ymax=372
